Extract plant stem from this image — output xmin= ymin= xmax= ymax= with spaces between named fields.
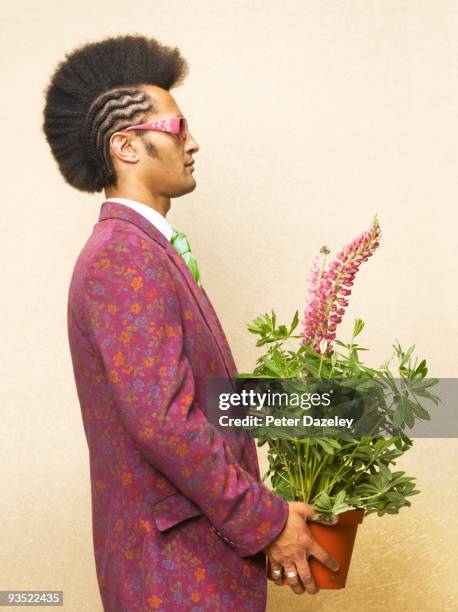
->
xmin=277 ymin=441 xmax=297 ymax=497
xmin=308 ymin=454 xmax=330 ymax=498
xmin=318 ymin=354 xmax=324 ymax=377
xmin=304 ymin=438 xmax=310 ymax=494
xmin=326 ymin=443 xmax=360 ymax=491
xmin=295 ymin=440 xmax=306 ymax=502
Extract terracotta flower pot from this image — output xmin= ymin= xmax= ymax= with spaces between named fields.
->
xmin=268 ymin=508 xmax=365 ymax=590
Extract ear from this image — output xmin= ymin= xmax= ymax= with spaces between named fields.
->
xmin=109 ymin=132 xmax=140 ymax=165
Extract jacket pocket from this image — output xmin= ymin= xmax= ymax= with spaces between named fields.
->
xmin=152 ymin=492 xmax=203 ymax=532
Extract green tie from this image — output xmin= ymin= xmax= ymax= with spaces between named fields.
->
xmin=170 ymin=227 xmax=201 ymax=286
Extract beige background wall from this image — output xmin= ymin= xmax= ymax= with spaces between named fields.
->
xmin=1 ymin=1 xmax=457 ymax=610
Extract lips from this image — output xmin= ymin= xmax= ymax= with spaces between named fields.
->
xmin=185 ymin=160 xmax=194 ymax=167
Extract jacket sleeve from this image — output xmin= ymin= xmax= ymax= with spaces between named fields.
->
xmin=80 ymin=229 xmax=288 ymax=557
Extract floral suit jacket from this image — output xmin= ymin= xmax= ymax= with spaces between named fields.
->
xmin=67 ymin=201 xmax=288 ymax=611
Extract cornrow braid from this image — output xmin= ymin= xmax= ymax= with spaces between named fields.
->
xmin=85 ymin=87 xmax=154 ymax=186
xmin=42 ymin=34 xmax=189 ymax=193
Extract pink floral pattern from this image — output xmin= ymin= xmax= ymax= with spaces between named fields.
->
xmin=67 ymin=201 xmax=288 ymax=610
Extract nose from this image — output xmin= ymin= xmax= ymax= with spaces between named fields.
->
xmin=185 ymin=131 xmax=199 ymax=154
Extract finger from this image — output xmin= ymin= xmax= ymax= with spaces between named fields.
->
xmin=269 ymin=560 xmax=284 ymax=586
xmin=300 ymin=503 xmax=317 ymax=520
xmin=295 ymin=557 xmax=319 ymax=595
xmin=309 ymin=541 xmax=340 ymax=573
xmin=283 ymin=563 xmax=304 ymax=595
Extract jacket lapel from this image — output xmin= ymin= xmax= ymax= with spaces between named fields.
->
xmin=98 ymin=201 xmax=236 ymax=377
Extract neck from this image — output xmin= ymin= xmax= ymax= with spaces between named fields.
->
xmin=104 ymin=183 xmax=171 ymax=217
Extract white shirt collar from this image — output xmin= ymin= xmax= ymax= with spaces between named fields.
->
xmin=104 ymin=197 xmax=173 ymax=241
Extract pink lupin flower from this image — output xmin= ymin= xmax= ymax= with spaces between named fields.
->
xmin=301 ymin=215 xmax=381 ymax=353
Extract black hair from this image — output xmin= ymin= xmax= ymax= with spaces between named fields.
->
xmin=42 ymin=34 xmax=189 ymax=193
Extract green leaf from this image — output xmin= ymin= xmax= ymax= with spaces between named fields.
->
xmin=334 ymin=489 xmax=346 ymax=505
xmin=261 ymin=357 xmax=283 ymax=377
xmin=404 ymin=403 xmax=415 ymax=428
xmin=398 ymin=344 xmax=416 ymax=368
xmin=290 ymin=310 xmax=299 ymax=333
xmin=352 ymin=319 xmax=365 ymax=338
xmin=377 ymin=462 xmax=392 ymax=481
xmin=414 ymin=359 xmax=428 ymax=378
xmin=409 ymin=378 xmax=439 ymax=392
xmin=315 ymin=439 xmax=336 ymax=455
xmin=331 ymin=351 xmax=338 ymax=368
xmin=408 ymin=400 xmax=431 ymax=421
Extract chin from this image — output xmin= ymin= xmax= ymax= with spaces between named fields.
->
xmin=187 ymin=178 xmax=197 ymax=192
xmin=175 ymin=179 xmax=197 ymax=197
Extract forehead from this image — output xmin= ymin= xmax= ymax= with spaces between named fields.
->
xmin=141 ymin=84 xmax=182 ymax=117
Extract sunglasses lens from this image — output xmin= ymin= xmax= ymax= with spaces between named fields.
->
xmin=180 ymin=117 xmax=188 ymax=139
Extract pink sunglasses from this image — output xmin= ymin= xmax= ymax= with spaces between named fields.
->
xmin=121 ymin=116 xmax=188 ymax=140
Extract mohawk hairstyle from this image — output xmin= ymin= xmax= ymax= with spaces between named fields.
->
xmin=42 ymin=34 xmax=189 ymax=193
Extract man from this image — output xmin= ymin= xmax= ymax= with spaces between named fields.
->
xmin=42 ymin=34 xmax=339 ymax=611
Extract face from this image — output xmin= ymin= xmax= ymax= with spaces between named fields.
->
xmin=110 ymin=84 xmax=199 ymax=198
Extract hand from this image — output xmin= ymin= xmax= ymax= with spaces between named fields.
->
xmin=263 ymin=501 xmax=339 ymax=595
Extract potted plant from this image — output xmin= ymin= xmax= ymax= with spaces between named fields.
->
xmin=238 ymin=216 xmax=440 ymax=589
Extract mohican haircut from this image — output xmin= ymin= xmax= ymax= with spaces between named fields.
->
xmin=42 ymin=34 xmax=189 ymax=193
